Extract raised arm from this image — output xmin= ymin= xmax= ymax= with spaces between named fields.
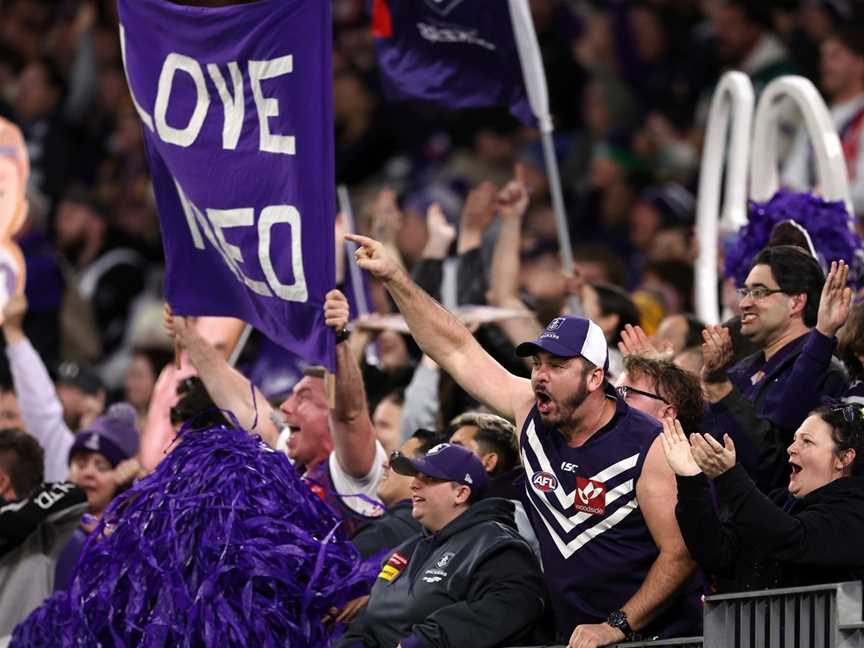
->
xmin=2 ymin=295 xmax=75 ymax=482
xmin=488 ymin=166 xmax=543 ymax=349
xmin=346 ymin=234 xmax=533 ymax=424
xmin=324 ymin=289 xmax=378 ymax=479
xmin=165 ymin=306 xmax=279 ymax=447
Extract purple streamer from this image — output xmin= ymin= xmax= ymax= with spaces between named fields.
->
xmin=11 ymin=421 xmax=379 ymax=647
xmin=724 ymin=189 xmax=864 ymax=288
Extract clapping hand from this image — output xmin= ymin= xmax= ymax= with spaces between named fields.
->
xmin=700 ymin=325 xmax=733 ymax=380
xmin=690 ymin=433 xmax=736 ymax=479
xmin=816 ymin=260 xmax=852 ymax=338
xmin=659 ymin=417 xmax=701 ymax=477
xmin=618 ymin=324 xmax=674 ymax=361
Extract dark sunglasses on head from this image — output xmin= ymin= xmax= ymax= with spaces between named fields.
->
xmin=616 ymin=385 xmax=669 ymax=405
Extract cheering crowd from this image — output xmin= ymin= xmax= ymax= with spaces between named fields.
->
xmin=3 ymin=0 xmax=864 ymax=646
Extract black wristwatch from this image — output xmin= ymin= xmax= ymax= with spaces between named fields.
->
xmin=334 ymin=327 xmax=351 ymax=344
xmin=606 ymin=609 xmax=637 ymax=641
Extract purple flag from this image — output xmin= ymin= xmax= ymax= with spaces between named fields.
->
xmin=371 ymin=0 xmax=534 ymax=125
xmin=118 ymin=0 xmax=336 ymax=370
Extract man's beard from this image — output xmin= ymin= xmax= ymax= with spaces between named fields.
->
xmin=539 ymin=378 xmax=589 ymax=430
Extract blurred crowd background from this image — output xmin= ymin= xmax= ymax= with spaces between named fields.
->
xmin=0 ymin=0 xmax=862 ymax=413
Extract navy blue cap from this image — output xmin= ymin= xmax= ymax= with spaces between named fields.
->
xmin=390 ymin=443 xmax=489 ymax=496
xmin=515 ymin=316 xmax=609 ymax=371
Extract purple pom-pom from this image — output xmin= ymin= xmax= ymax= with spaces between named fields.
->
xmin=11 ymin=422 xmax=379 ymax=647
xmin=724 ymin=189 xmax=864 ymax=288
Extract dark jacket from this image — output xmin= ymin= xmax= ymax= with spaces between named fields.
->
xmin=336 ymin=498 xmax=545 ymax=648
xmin=352 ymin=500 xmax=422 ymax=560
xmin=676 ymin=466 xmax=864 ymax=593
xmin=708 ymin=331 xmax=848 ymax=492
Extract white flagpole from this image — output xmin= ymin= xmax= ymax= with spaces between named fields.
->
xmin=508 ymin=0 xmax=581 ymax=315
xmin=227 ymin=323 xmax=253 ymax=368
xmin=337 ymin=184 xmax=380 ymax=366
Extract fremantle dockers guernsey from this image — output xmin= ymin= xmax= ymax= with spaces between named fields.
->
xmin=520 ymin=396 xmax=699 ymax=639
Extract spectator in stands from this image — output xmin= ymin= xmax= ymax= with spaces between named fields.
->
xmin=712 ymin=0 xmax=795 ymax=92
xmin=838 ymin=301 xmax=864 ymax=405
xmin=0 ymin=379 xmax=24 ymax=431
xmin=56 ymin=359 xmax=105 ymax=431
xmin=165 ymin=289 xmax=386 ymax=536
xmin=783 ymin=24 xmax=864 ymax=216
xmin=654 ymin=313 xmax=704 ymax=356
xmin=124 ymin=346 xmax=173 ymax=431
xmin=0 ymin=429 xmax=86 ymax=637
xmin=349 ymin=232 xmax=700 ymax=646
xmin=13 ymin=56 xmax=72 ymax=206
xmin=372 ymin=388 xmax=404 ymax=455
xmin=336 ymin=443 xmax=545 ymax=648
xmin=700 ymin=246 xmax=848 ymax=492
xmin=662 ymin=403 xmax=864 ymax=593
xmin=617 ymin=355 xmax=704 ymax=434
xmin=3 ymin=294 xmax=104 ymax=483
xmin=54 ymin=402 xmax=140 ymax=591
xmin=54 ymin=188 xmax=147 ymax=367
xmin=351 ymin=428 xmax=446 ymax=560
xmin=448 ymin=411 xmax=538 ymax=555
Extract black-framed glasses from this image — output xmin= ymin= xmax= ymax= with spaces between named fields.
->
xmin=616 ymin=385 xmax=669 ymax=404
xmin=735 ymin=286 xmax=786 ymax=300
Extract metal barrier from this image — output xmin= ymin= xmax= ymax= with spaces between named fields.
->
xmin=514 ymin=581 xmax=864 ymax=648
xmin=703 ymin=582 xmax=864 ymax=648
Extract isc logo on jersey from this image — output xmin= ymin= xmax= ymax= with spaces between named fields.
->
xmin=531 ymin=471 xmax=558 ymax=492
xmin=574 ymin=477 xmax=607 ymax=515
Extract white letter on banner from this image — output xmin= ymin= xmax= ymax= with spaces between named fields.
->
xmin=206 ymin=208 xmax=273 ymax=297
xmin=258 ymin=206 xmax=307 ymax=302
xmin=154 ymin=53 xmax=210 ymax=147
xmin=207 ymin=62 xmax=244 ymax=150
xmin=118 ymin=24 xmax=153 ymax=132
xmin=248 ymin=56 xmax=296 ymax=155
xmin=175 ymin=182 xmax=250 ymax=288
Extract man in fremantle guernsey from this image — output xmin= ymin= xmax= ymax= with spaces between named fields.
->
xmin=347 ymin=233 xmax=700 ymax=648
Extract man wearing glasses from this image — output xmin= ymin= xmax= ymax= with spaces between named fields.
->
xmin=616 ymin=355 xmax=704 ymax=435
xmin=700 ymin=245 xmax=848 ymax=493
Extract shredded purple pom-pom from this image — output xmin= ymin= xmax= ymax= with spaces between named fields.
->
xmin=11 ymin=422 xmax=379 ymax=647
xmin=724 ymin=189 xmax=864 ymax=288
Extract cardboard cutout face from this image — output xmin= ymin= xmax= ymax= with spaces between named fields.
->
xmin=0 ymin=117 xmax=29 ymax=238
xmin=0 ymin=118 xmax=29 ymax=309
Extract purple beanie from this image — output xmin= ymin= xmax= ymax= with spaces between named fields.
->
xmin=69 ymin=403 xmax=140 ymax=467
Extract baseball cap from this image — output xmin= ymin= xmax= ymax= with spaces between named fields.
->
xmin=57 ymin=361 xmax=104 ymax=396
xmin=390 ymin=443 xmax=489 ymax=496
xmin=515 ymin=315 xmax=609 ymax=371
xmin=69 ymin=403 xmax=139 ymax=468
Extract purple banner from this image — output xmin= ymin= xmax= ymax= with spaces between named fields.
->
xmin=371 ymin=0 xmax=534 ymax=125
xmin=118 ymin=0 xmax=336 ymax=370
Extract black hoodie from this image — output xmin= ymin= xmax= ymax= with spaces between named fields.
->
xmin=336 ymin=498 xmax=545 ymax=648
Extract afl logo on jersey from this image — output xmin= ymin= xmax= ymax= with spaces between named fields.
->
xmin=531 ymin=471 xmax=559 ymax=492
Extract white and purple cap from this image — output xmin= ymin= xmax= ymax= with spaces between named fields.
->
xmin=390 ymin=443 xmax=489 ymax=496
xmin=515 ymin=316 xmax=609 ymax=371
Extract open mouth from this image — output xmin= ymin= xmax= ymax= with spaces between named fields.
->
xmin=741 ymin=313 xmax=757 ymax=324
xmin=535 ymin=390 xmax=552 ymax=413
xmin=789 ymin=461 xmax=802 ymax=475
